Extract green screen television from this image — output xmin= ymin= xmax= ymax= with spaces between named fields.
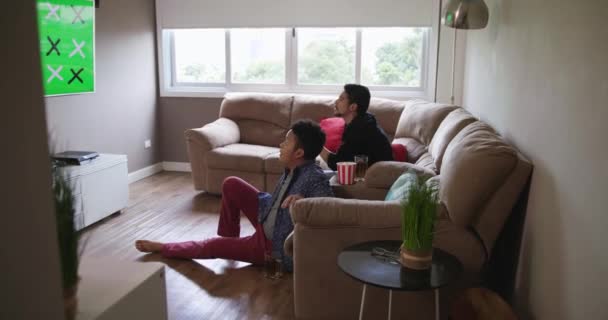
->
xmin=37 ymin=0 xmax=95 ymax=96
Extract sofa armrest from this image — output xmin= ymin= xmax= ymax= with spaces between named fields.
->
xmin=184 ymin=117 xmax=240 ymax=151
xmin=364 ymin=161 xmax=436 ymax=189
xmin=291 ymin=199 xmax=405 ymax=319
xmin=285 ymin=198 xmax=399 ymax=256
xmin=291 ymin=197 xmax=402 ymax=228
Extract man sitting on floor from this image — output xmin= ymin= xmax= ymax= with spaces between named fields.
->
xmin=135 ymin=120 xmax=333 ymax=272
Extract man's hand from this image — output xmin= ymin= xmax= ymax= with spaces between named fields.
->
xmin=281 ymin=194 xmax=304 ymax=208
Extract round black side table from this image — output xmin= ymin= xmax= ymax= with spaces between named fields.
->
xmin=337 ymin=240 xmax=463 ymax=320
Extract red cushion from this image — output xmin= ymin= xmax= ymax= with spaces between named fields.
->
xmin=319 ymin=117 xmax=345 ymax=153
xmin=391 ymin=144 xmax=407 ymax=162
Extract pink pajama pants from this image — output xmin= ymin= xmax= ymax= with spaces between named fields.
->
xmin=161 ymin=177 xmax=271 ymax=266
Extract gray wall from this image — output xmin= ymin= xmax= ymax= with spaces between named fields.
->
xmin=45 ymin=0 xmax=159 ymax=172
xmin=160 ymin=97 xmax=222 ymax=162
xmin=0 ymin=1 xmax=64 ymax=319
xmin=462 ymin=0 xmax=608 ymax=319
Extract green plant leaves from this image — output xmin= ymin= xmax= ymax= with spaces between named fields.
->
xmin=52 ymin=164 xmax=79 ymax=290
xmin=400 ymin=171 xmax=439 ymax=252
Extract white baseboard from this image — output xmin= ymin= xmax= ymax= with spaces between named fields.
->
xmin=128 ymin=162 xmax=163 ymax=184
xmin=128 ymin=162 xmax=191 ymax=184
xmin=162 ymin=161 xmax=191 ymax=172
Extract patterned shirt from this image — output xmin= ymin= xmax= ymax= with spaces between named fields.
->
xmin=258 ymin=160 xmax=333 ymax=272
xmin=263 ymin=171 xmax=293 ymax=241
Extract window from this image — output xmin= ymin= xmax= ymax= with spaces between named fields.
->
xmin=231 ymin=28 xmax=285 ymax=84
xmin=297 ymin=28 xmax=356 ymax=85
xmin=173 ymin=29 xmax=225 ymax=84
xmin=163 ymin=27 xmax=429 ymax=97
xmin=361 ymin=28 xmax=424 ymax=87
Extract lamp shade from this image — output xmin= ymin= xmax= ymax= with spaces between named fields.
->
xmin=442 ymin=0 xmax=489 ymax=29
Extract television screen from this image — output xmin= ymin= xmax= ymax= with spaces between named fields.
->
xmin=36 ymin=0 xmax=95 ymax=96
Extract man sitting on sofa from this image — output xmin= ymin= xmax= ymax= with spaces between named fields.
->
xmin=135 ymin=120 xmax=333 ymax=272
xmin=320 ymin=84 xmax=393 ymax=170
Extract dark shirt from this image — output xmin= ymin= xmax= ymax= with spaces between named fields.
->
xmin=327 ymin=112 xmax=393 ymax=170
xmin=258 ymin=161 xmax=333 ymax=272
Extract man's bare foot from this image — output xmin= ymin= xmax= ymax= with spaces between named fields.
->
xmin=135 ymin=240 xmax=163 ymax=253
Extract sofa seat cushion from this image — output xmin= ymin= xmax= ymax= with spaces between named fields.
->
xmin=206 ymin=143 xmax=279 ymax=173
xmin=264 ymin=152 xmax=284 ymax=174
xmin=415 ymin=152 xmax=438 ymax=173
xmin=365 ymin=161 xmax=435 ymax=189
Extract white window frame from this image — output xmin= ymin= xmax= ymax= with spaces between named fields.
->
xmin=159 ymin=27 xmax=434 ymax=100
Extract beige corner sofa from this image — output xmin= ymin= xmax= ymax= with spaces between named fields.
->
xmin=185 ymin=93 xmax=403 ymax=194
xmin=185 ymin=93 xmax=532 ymax=320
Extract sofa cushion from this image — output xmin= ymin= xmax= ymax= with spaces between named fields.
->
xmin=291 ymin=95 xmax=335 ymax=124
xmin=206 ymin=143 xmax=279 ymax=173
xmin=391 ymin=143 xmax=407 ymax=162
xmin=237 ymin=119 xmax=287 ymax=147
xmin=368 ymin=98 xmax=406 ymax=140
xmin=319 ymin=117 xmax=345 ymax=153
xmin=440 ymin=122 xmax=518 ymax=227
xmin=392 ymin=137 xmax=427 ymax=163
xmin=429 ymin=108 xmax=477 ymax=172
xmin=220 ymin=93 xmax=292 ymax=127
xmin=264 ymin=152 xmax=284 ymax=174
xmin=394 ymin=100 xmax=457 ymax=144
xmin=414 ymin=152 xmax=438 ymax=173
xmin=385 ymin=172 xmax=417 ymax=201
xmin=220 ymin=93 xmax=292 ymax=147
xmin=365 ymin=161 xmax=435 ymax=189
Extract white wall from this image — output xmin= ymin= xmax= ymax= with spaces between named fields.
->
xmin=0 ymin=1 xmax=64 ymax=319
xmin=462 ymin=0 xmax=608 ymax=319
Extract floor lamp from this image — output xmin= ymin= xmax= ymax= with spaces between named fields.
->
xmin=440 ymin=0 xmax=489 ymax=104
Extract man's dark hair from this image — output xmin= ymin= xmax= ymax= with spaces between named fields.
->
xmin=344 ymin=83 xmax=371 ymax=115
xmin=290 ymin=120 xmax=326 ymax=161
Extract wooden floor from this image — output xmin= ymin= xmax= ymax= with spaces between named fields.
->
xmin=80 ymin=172 xmax=295 ymax=320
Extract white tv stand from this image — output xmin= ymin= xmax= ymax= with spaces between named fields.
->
xmin=59 ymin=154 xmax=128 ymax=230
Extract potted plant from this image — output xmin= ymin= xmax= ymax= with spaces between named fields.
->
xmin=399 ymin=173 xmax=439 ymax=270
xmin=51 ymin=161 xmax=80 ymax=319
